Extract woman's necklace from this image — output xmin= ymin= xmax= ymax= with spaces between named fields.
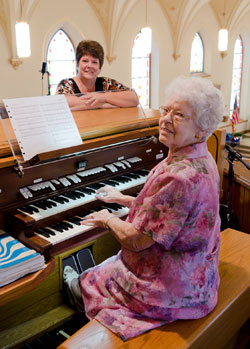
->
xmin=76 ymin=76 xmax=95 ymax=93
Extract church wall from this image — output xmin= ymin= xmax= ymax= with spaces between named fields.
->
xmin=0 ymin=0 xmax=249 ymax=123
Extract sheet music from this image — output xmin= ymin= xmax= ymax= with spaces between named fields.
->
xmin=3 ymin=95 xmax=83 ymax=161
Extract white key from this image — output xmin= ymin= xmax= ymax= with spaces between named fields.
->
xmin=35 ymin=207 xmax=129 ymax=244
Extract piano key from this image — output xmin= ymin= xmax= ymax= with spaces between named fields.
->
xmin=36 ymin=228 xmax=51 ymax=238
xmin=35 ymin=206 xmax=129 ymax=245
xmin=113 ymin=176 xmax=131 ymax=184
xmin=87 ymin=183 xmax=103 ymax=190
xmin=17 ymin=169 xmax=149 ymax=221
xmin=77 ymin=187 xmax=95 ymax=195
xmin=123 ymin=172 xmax=140 ymax=179
xmin=51 ymin=196 xmax=69 ymax=204
xmin=100 ymin=179 xmax=120 ymax=187
xmin=21 ymin=205 xmax=39 ymax=214
xmin=48 ymin=223 xmax=64 ymax=233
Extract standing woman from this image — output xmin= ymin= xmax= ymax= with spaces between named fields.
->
xmin=56 ymin=40 xmax=138 ymax=110
xmin=64 ymin=76 xmax=224 ymax=340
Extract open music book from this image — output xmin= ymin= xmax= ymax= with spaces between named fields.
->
xmin=0 ymin=232 xmax=45 ymax=287
xmin=2 ymin=95 xmax=83 ymax=161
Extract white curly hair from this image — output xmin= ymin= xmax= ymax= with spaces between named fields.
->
xmin=165 ymin=76 xmax=224 ymax=139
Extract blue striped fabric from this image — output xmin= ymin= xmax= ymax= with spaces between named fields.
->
xmin=0 ymin=232 xmax=45 ymax=287
xmin=0 ymin=233 xmax=40 ymax=269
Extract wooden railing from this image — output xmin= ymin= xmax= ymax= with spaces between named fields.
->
xmin=221 ymin=158 xmax=250 ymax=234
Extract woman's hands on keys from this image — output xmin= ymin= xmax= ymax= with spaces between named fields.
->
xmin=81 ymin=209 xmax=112 ymax=228
xmin=95 ymin=185 xmax=124 ymax=203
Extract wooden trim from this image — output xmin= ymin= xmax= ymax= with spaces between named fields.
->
xmin=0 ymin=259 xmax=55 ymax=306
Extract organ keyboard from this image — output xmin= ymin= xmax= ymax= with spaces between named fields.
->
xmin=0 ymin=107 xmax=167 ymax=259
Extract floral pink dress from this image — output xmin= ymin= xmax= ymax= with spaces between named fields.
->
xmin=80 ymin=142 xmax=221 ymax=340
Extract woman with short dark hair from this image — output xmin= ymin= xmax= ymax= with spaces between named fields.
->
xmin=56 ymin=40 xmax=138 ymax=110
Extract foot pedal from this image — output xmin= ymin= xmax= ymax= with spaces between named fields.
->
xmin=76 ymin=248 xmax=95 ymax=273
xmin=62 ymin=255 xmax=80 ymax=274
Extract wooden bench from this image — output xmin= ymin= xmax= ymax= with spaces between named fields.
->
xmin=58 ymin=228 xmax=250 ymax=349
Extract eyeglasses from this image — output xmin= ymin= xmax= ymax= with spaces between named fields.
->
xmin=159 ymin=106 xmax=188 ymax=121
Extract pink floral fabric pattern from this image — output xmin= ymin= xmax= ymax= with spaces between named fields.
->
xmin=80 ymin=142 xmax=221 ymax=340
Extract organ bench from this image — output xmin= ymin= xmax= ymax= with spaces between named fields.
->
xmin=58 ymin=228 xmax=250 ymax=349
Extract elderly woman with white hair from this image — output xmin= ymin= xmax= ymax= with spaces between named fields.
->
xmin=63 ymin=76 xmax=224 ymax=340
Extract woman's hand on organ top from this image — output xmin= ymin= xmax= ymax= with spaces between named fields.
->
xmin=79 ymin=92 xmax=108 ymax=108
xmin=95 ymin=185 xmax=135 ymax=208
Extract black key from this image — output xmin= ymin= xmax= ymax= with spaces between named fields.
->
xmin=105 ymin=203 xmax=124 ymax=210
xmin=101 ymin=179 xmax=119 ymax=187
xmin=113 ymin=176 xmax=131 ymax=183
xmin=46 ymin=200 xmax=57 ymax=207
xmin=55 ymin=222 xmax=69 ymax=230
xmin=21 ymin=205 xmax=38 ymax=214
xmin=76 ymin=210 xmax=92 ymax=219
xmin=88 ymin=183 xmax=103 ymax=190
xmin=100 ymin=206 xmax=113 ymax=213
xmin=67 ymin=217 xmax=82 ymax=225
xmin=43 ymin=200 xmax=54 ymax=209
xmin=51 ymin=196 xmax=69 ymax=204
xmin=39 ymin=227 xmax=56 ymax=236
xmin=134 ymin=169 xmax=149 ymax=176
xmin=32 ymin=201 xmax=47 ymax=210
xmin=71 ymin=190 xmax=85 ymax=199
xmin=123 ymin=173 xmax=140 ymax=179
xmin=78 ymin=187 xmax=96 ymax=195
xmin=74 ymin=190 xmax=85 ymax=197
xmin=63 ymin=221 xmax=74 ymax=229
xmin=36 ymin=228 xmax=50 ymax=238
xmin=62 ymin=192 xmax=77 ymax=200
xmin=49 ymin=224 xmax=64 ymax=233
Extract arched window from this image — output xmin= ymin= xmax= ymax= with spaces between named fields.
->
xmin=190 ymin=33 xmax=204 ymax=73
xmin=131 ymin=27 xmax=152 ymax=108
xmin=47 ymin=29 xmax=76 ymax=95
xmin=229 ymin=36 xmax=243 ymax=115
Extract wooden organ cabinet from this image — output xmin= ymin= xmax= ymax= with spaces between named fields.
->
xmin=0 ymin=107 xmax=225 ymax=348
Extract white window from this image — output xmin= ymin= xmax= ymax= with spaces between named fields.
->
xmin=47 ymin=29 xmax=76 ymax=95
xmin=229 ymin=36 xmax=243 ymax=115
xmin=131 ymin=27 xmax=152 ymax=108
xmin=190 ymin=33 xmax=204 ymax=73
